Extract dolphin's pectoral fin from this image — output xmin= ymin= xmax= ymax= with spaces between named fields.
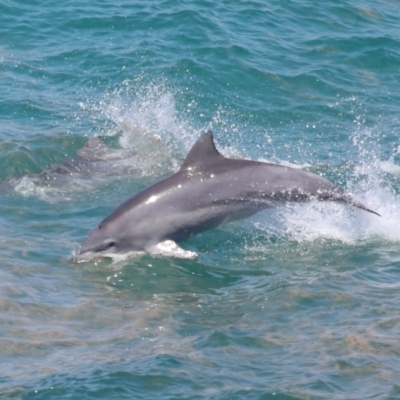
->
xmin=147 ymin=240 xmax=198 ymax=260
xmin=339 ymin=195 xmax=381 ymax=217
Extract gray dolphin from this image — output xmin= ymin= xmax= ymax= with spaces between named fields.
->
xmin=1 ymin=137 xmax=137 ymax=197
xmin=79 ymin=131 xmax=379 ymax=260
xmin=28 ymin=137 xmax=141 ymax=179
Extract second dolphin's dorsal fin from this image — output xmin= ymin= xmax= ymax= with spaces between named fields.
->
xmin=180 ymin=131 xmax=225 ymax=171
xmin=77 ymin=137 xmax=108 ymax=161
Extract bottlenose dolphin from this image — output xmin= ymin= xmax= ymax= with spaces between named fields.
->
xmin=38 ymin=137 xmax=136 ymax=178
xmin=79 ymin=131 xmax=379 ymax=260
xmin=2 ymin=133 xmax=171 ymax=201
xmin=1 ymin=138 xmax=136 ymax=195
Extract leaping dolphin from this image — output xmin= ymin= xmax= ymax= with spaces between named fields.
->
xmin=79 ymin=131 xmax=379 ymax=260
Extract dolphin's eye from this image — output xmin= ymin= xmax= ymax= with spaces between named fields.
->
xmin=96 ymin=241 xmax=115 ymax=252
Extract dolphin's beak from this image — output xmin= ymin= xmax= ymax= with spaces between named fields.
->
xmin=79 ymin=228 xmax=102 ymax=256
xmin=75 ymin=236 xmax=96 ymax=262
xmin=78 ymin=226 xmax=117 ymax=260
xmin=79 ymin=232 xmax=93 ymax=255
xmin=75 ymin=234 xmax=104 ymax=263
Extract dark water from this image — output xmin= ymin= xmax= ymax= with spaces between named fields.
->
xmin=1 ymin=1 xmax=400 ymax=398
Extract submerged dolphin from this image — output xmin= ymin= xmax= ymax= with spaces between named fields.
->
xmin=1 ymin=137 xmax=138 ymax=198
xmin=79 ymin=131 xmax=379 ymax=260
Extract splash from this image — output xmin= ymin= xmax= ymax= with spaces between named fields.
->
xmin=250 ymin=123 xmax=400 ymax=247
xmin=96 ymin=77 xmax=200 ymax=169
xmin=348 ymin=122 xmax=400 ymax=241
xmin=379 ymin=145 xmax=400 ymax=176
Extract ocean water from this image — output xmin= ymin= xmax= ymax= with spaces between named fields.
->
xmin=1 ymin=0 xmax=400 ymax=398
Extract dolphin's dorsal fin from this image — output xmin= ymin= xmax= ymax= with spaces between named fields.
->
xmin=76 ymin=136 xmax=115 ymax=161
xmin=180 ymin=131 xmax=224 ymax=170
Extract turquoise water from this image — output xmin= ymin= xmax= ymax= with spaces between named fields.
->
xmin=1 ymin=0 xmax=400 ymax=398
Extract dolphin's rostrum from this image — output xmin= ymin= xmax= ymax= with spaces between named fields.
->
xmin=79 ymin=131 xmax=379 ymax=260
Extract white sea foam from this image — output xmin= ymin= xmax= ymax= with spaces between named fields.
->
xmin=245 ymin=189 xmax=400 ymax=260
xmin=379 ymin=160 xmax=400 ymax=176
xmin=98 ymin=79 xmax=199 ymax=158
xmin=12 ymin=175 xmax=95 ymax=203
xmin=72 ymin=247 xmax=145 ymax=265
